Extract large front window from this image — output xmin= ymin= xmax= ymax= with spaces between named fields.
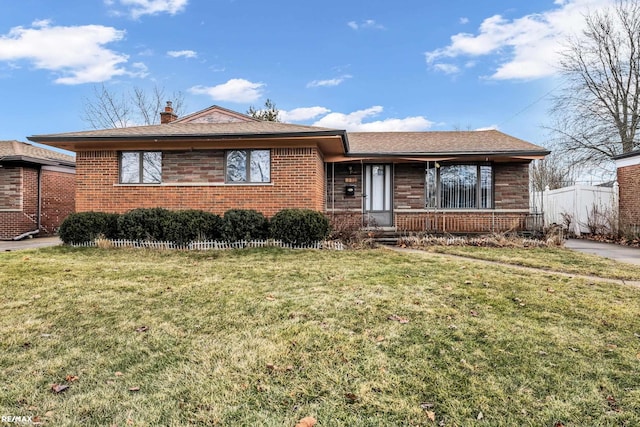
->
xmin=120 ymin=152 xmax=162 ymax=184
xmin=225 ymin=150 xmax=270 ymax=183
xmin=426 ymin=163 xmax=493 ymax=209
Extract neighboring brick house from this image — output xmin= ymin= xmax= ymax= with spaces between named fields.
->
xmin=0 ymin=140 xmax=75 ymax=240
xmin=28 ymin=104 xmax=548 ymax=233
xmin=614 ymin=150 xmax=640 ymax=233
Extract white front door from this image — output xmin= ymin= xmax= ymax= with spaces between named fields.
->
xmin=364 ymin=164 xmax=392 ymax=226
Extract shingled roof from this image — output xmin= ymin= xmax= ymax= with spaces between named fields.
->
xmin=346 ymin=130 xmax=548 ymax=156
xmin=29 ymin=121 xmax=343 ymax=140
xmin=0 ymin=140 xmax=75 ymax=166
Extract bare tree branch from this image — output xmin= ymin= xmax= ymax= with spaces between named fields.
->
xmin=551 ymin=0 xmax=640 ymax=174
xmin=82 ymin=84 xmax=186 ymax=129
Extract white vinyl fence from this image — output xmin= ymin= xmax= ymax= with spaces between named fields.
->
xmin=531 ymin=183 xmax=618 ymax=235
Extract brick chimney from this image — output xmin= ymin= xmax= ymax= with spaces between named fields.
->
xmin=160 ymin=101 xmax=178 ymax=124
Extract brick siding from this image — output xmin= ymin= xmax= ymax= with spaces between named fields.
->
xmin=75 ymin=147 xmax=325 ymax=217
xmin=40 ymin=168 xmax=76 ymax=235
xmin=0 ymin=166 xmax=75 ymax=239
xmin=0 ymin=167 xmax=38 ymax=239
xmin=493 ymin=163 xmax=530 ymax=210
xmin=617 ymin=163 xmax=640 ymax=227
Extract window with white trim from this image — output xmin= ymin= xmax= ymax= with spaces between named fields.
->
xmin=225 ymin=150 xmax=270 ymax=183
xmin=120 ymin=152 xmax=162 ymax=184
xmin=426 ymin=163 xmax=493 ymax=209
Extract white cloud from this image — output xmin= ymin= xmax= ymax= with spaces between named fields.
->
xmin=312 ymin=106 xmax=433 ymax=131
xmin=433 ymin=63 xmax=460 ymax=75
xmin=0 ymin=20 xmax=133 ymax=85
xmin=188 ymin=78 xmax=264 ymax=103
xmin=347 ymin=19 xmax=385 ymax=30
xmin=459 ymin=17 xmax=469 ymax=25
xmin=475 ymin=124 xmax=499 ymax=131
xmin=280 ymin=107 xmax=331 ymax=122
xmin=167 ymin=49 xmax=197 ymax=58
xmin=425 ymin=0 xmax=613 ymax=80
xmin=307 ymin=74 xmax=352 ymax=88
xmin=108 ymin=0 xmax=188 ymax=19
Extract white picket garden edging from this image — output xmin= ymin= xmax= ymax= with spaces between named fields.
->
xmin=71 ymin=238 xmax=344 ymax=251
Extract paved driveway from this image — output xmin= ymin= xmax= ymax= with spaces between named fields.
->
xmin=0 ymin=236 xmax=62 ymax=252
xmin=565 ymin=238 xmax=640 ymax=265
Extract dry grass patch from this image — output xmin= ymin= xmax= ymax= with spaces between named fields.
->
xmin=1 ymin=247 xmax=639 ymax=426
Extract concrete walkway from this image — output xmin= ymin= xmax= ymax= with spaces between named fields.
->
xmin=565 ymin=238 xmax=640 ymax=265
xmin=0 ymin=236 xmax=62 ymax=252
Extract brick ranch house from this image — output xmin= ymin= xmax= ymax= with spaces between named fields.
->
xmin=614 ymin=150 xmax=640 ymax=233
xmin=0 ymin=140 xmax=75 ymax=240
xmin=29 ymin=104 xmax=549 ymax=233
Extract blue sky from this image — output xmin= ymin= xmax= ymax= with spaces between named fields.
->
xmin=0 ymin=0 xmax=614 ymax=148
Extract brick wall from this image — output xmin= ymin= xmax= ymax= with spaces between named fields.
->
xmin=494 ymin=162 xmax=530 ymax=210
xmin=40 ymin=168 xmax=76 ymax=235
xmin=0 ymin=166 xmax=38 ymax=239
xmin=326 ymin=163 xmax=362 ymax=210
xmin=163 ymin=150 xmax=224 ymax=183
xmin=75 ymin=147 xmax=325 ymax=217
xmin=395 ymin=211 xmax=533 ymax=233
xmin=394 ymin=163 xmax=425 ymax=209
xmin=617 ymin=163 xmax=640 ymax=226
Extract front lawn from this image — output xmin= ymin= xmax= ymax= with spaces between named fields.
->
xmin=1 ymin=247 xmax=639 ymax=426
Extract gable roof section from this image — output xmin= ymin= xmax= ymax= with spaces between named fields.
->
xmin=28 ymin=122 xmax=350 ymax=157
xmin=173 ymin=105 xmax=260 ymax=124
xmin=0 ymin=140 xmax=75 ymax=167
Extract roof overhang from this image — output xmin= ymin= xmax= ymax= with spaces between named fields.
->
xmin=325 ymin=150 xmax=549 ymax=163
xmin=0 ymin=155 xmax=74 ymax=168
xmin=28 ymin=130 xmax=349 ymax=158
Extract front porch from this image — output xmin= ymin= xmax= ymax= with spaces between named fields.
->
xmin=326 ymin=160 xmax=541 ymax=234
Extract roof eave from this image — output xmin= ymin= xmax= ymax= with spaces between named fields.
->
xmin=29 ymin=129 xmax=350 ymax=153
xmin=345 ymin=150 xmax=550 ymax=158
xmin=0 ymin=155 xmax=74 ymax=167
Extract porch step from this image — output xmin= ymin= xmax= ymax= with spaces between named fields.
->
xmin=366 ymin=229 xmax=402 ymax=245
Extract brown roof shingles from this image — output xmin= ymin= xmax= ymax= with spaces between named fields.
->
xmin=29 ymin=121 xmax=339 ymax=139
xmin=347 ymin=130 xmax=548 ymax=155
xmin=0 ymin=140 xmax=75 ymax=165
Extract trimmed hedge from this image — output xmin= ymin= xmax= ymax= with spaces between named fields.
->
xmin=59 ymin=208 xmax=331 ymax=246
xmin=270 ymin=209 xmax=330 ymax=245
xmin=58 ymin=212 xmax=119 ymax=244
xmin=222 ymin=209 xmax=269 ymax=242
xmin=117 ymin=208 xmax=173 ymax=241
xmin=164 ymin=210 xmax=223 ymax=245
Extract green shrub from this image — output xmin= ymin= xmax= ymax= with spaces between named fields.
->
xmin=270 ymin=209 xmax=330 ymax=246
xmin=164 ymin=210 xmax=223 ymax=245
xmin=222 ymin=209 xmax=269 ymax=242
xmin=58 ymin=212 xmax=119 ymax=244
xmin=117 ymin=208 xmax=172 ymax=241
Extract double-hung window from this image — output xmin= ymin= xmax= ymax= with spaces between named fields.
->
xmin=120 ymin=152 xmax=162 ymax=184
xmin=225 ymin=150 xmax=270 ymax=183
xmin=426 ymin=163 xmax=493 ymax=209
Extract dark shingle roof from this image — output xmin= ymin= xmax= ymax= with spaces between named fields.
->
xmin=347 ymin=130 xmax=548 ymax=155
xmin=0 ymin=140 xmax=75 ymax=166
